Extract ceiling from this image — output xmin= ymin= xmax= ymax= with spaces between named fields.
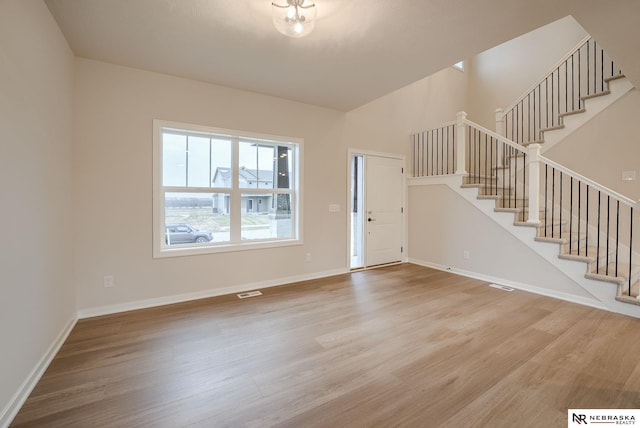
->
xmin=44 ymin=0 xmax=639 ymax=111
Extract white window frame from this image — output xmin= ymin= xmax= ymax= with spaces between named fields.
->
xmin=153 ymin=119 xmax=303 ymax=258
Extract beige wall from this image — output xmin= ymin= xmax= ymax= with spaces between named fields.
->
xmin=466 ymin=16 xmax=588 ymax=128
xmin=345 ymin=67 xmax=468 ymax=157
xmin=3 ymin=2 xmax=637 ymax=421
xmin=570 ymin=0 xmax=640 ymax=91
xmin=72 ymin=57 xmax=469 ymax=314
xmin=0 ymin=0 xmax=76 ymax=421
xmin=546 ymin=89 xmax=640 ymax=201
xmin=73 ymin=59 xmax=348 ymax=312
xmin=408 ymin=185 xmax=595 ymax=300
xmin=339 ymin=64 xmax=593 ymax=300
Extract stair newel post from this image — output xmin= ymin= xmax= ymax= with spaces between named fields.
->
xmin=527 ymin=143 xmax=542 ymax=224
xmin=455 ymin=111 xmax=467 ymax=175
xmin=495 ymin=108 xmax=505 ymax=167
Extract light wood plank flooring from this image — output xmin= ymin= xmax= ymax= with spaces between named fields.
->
xmin=11 ymin=264 xmax=640 ymax=427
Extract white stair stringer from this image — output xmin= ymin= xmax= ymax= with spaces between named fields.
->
xmin=411 ymin=174 xmax=640 ymax=318
xmin=537 ymin=76 xmax=633 ymax=154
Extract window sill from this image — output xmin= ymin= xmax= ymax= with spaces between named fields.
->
xmin=153 ymin=238 xmax=303 ymax=259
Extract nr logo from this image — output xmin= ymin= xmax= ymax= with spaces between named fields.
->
xmin=573 ymin=413 xmax=588 ymax=424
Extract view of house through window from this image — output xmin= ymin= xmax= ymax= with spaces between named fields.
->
xmin=154 ymin=121 xmax=301 ymax=257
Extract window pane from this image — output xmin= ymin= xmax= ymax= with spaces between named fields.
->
xmin=239 ymin=141 xmax=275 ymax=189
xmin=163 ymin=133 xmax=187 ymax=186
xmin=241 ymin=193 xmax=293 ymax=240
xmin=211 ymin=138 xmax=232 ymax=188
xmin=164 ymin=192 xmax=230 ymax=244
xmin=187 ymin=136 xmax=210 ymax=187
xmin=238 ymin=142 xmax=294 ymax=190
xmin=274 ymin=146 xmax=294 ymax=190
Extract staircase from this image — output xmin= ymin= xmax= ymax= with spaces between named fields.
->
xmin=498 ymin=36 xmax=634 ymax=152
xmin=409 ymin=36 xmax=640 ymax=317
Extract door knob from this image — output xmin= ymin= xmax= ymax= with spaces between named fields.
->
xmin=368 ymin=218 xmax=375 ymax=222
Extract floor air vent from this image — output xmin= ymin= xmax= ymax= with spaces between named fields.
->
xmin=237 ymin=291 xmax=263 ymax=299
xmin=489 ymin=284 xmax=515 ymax=292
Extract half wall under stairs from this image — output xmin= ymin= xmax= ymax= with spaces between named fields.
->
xmin=408 ymin=174 xmax=640 ymax=318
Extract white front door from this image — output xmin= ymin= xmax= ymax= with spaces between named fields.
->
xmin=365 ymin=155 xmax=403 ymax=267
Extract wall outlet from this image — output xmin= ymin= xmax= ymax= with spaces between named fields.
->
xmin=463 ymin=250 xmax=470 ymax=260
xmin=329 ymin=204 xmax=340 ymax=212
xmin=305 ymin=253 xmax=312 ymax=262
xmin=103 ymin=275 xmax=114 ymax=288
xmin=622 ymin=171 xmax=636 ymax=181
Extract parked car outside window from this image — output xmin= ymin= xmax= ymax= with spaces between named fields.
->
xmin=165 ymin=224 xmax=213 ymax=245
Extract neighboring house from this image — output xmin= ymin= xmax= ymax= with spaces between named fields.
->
xmin=212 ymin=167 xmax=273 ymax=214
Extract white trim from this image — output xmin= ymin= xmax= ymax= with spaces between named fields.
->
xmin=156 ymin=119 xmax=304 ymax=144
xmin=346 ymin=149 xmax=406 ymax=269
xmin=408 ymin=258 xmax=608 ymax=311
xmin=346 ymin=151 xmax=357 ymax=269
xmin=77 ymin=267 xmax=349 ymax=319
xmin=539 ymin=155 xmax=638 ymax=208
xmin=402 ymin=155 xmax=409 ymax=263
xmin=408 ymin=173 xmax=466 ymax=186
xmin=153 ymin=238 xmax=304 ymax=258
xmin=348 ymin=148 xmax=405 ymax=160
xmin=0 ymin=316 xmax=77 ymax=428
xmin=152 ymin=119 xmax=304 ymax=259
xmin=501 ymin=35 xmax=591 ymax=115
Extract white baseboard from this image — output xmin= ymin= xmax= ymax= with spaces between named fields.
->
xmin=0 ymin=316 xmax=77 ymax=428
xmin=408 ymin=258 xmax=608 ymax=311
xmin=77 ymin=267 xmax=350 ymax=319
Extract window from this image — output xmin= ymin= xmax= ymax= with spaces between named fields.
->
xmin=153 ymin=120 xmax=302 ymax=257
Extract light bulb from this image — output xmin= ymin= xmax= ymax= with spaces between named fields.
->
xmin=272 ymin=1 xmax=316 ymax=38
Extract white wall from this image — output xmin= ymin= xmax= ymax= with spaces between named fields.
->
xmin=0 ymin=0 xmax=76 ymax=423
xmin=73 ymin=59 xmax=348 ymax=313
xmin=466 ymin=16 xmax=588 ymax=128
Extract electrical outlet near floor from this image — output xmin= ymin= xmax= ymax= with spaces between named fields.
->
xmin=103 ymin=275 xmax=114 ymax=288
xmin=463 ymin=250 xmax=470 ymax=260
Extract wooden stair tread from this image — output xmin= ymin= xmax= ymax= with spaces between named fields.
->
xmin=604 ymin=73 xmax=625 ymax=82
xmin=581 ymin=90 xmax=611 ymax=101
xmin=541 ymin=124 xmax=565 ymax=133
xmin=559 ymin=108 xmax=586 ymax=118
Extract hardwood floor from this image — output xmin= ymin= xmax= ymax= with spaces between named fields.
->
xmin=11 ymin=264 xmax=640 ymax=427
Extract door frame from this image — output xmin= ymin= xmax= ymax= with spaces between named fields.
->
xmin=347 ymin=149 xmax=408 ymax=270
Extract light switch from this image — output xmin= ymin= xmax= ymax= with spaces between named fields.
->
xmin=329 ymin=204 xmax=340 ymax=212
xmin=622 ymin=171 xmax=636 ymax=181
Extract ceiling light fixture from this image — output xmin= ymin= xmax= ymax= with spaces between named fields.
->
xmin=271 ymin=0 xmax=317 ymax=38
